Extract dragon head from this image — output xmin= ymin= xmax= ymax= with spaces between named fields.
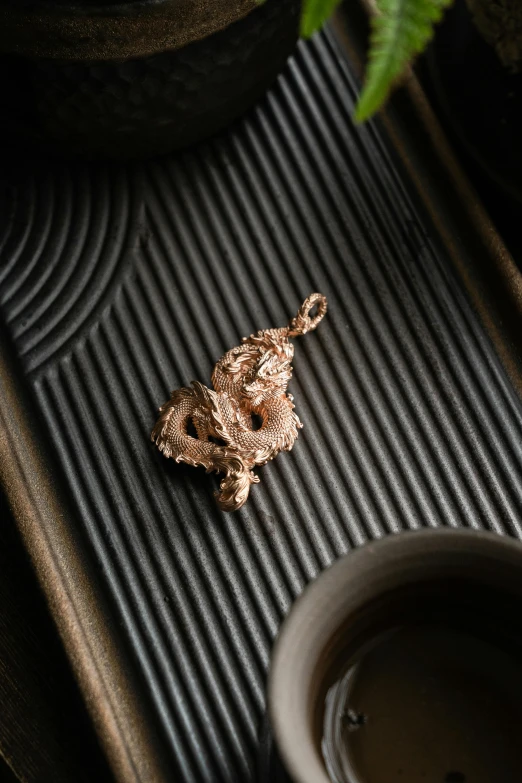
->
xmin=242 ymin=342 xmax=294 ymax=406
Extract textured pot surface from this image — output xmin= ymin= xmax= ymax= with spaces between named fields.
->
xmin=0 ymin=0 xmax=300 ymax=158
xmin=0 ymin=0 xmax=257 ymax=61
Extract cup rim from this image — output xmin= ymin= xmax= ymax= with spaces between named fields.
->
xmin=268 ymin=528 xmax=522 ymax=783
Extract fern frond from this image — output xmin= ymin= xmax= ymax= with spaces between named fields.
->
xmin=355 ymin=0 xmax=453 ymax=122
xmin=301 ymin=0 xmax=343 ymax=38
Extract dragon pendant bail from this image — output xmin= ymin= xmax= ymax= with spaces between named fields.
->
xmin=151 ymin=293 xmax=328 ymax=512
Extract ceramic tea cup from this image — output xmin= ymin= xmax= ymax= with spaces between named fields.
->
xmin=268 ymin=529 xmax=522 ymax=783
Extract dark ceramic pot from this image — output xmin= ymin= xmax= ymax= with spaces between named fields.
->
xmin=0 ymin=0 xmax=300 ymax=158
xmin=427 ymin=0 xmax=522 ymax=207
xmin=269 ymin=529 xmax=522 ymax=783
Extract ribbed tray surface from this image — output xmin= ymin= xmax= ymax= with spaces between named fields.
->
xmin=2 ymin=30 xmax=522 ymax=783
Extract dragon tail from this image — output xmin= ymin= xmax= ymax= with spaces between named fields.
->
xmin=212 ymin=453 xmax=260 ymax=512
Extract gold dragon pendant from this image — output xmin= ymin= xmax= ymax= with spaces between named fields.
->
xmin=151 ymin=293 xmax=327 ymax=512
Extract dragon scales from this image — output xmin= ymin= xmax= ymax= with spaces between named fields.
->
xmin=151 ymin=293 xmax=327 ymax=512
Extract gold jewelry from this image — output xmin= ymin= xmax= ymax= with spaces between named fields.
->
xmin=152 ymin=294 xmax=327 ymax=512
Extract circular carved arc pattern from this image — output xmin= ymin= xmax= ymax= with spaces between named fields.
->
xmin=0 ymin=159 xmax=143 ymax=375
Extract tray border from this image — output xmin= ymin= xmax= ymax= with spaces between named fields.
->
xmin=1 ymin=5 xmax=521 ymax=781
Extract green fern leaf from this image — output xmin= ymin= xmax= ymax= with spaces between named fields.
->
xmin=301 ymin=0 xmax=343 ymax=38
xmin=355 ymin=0 xmax=453 ymax=122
